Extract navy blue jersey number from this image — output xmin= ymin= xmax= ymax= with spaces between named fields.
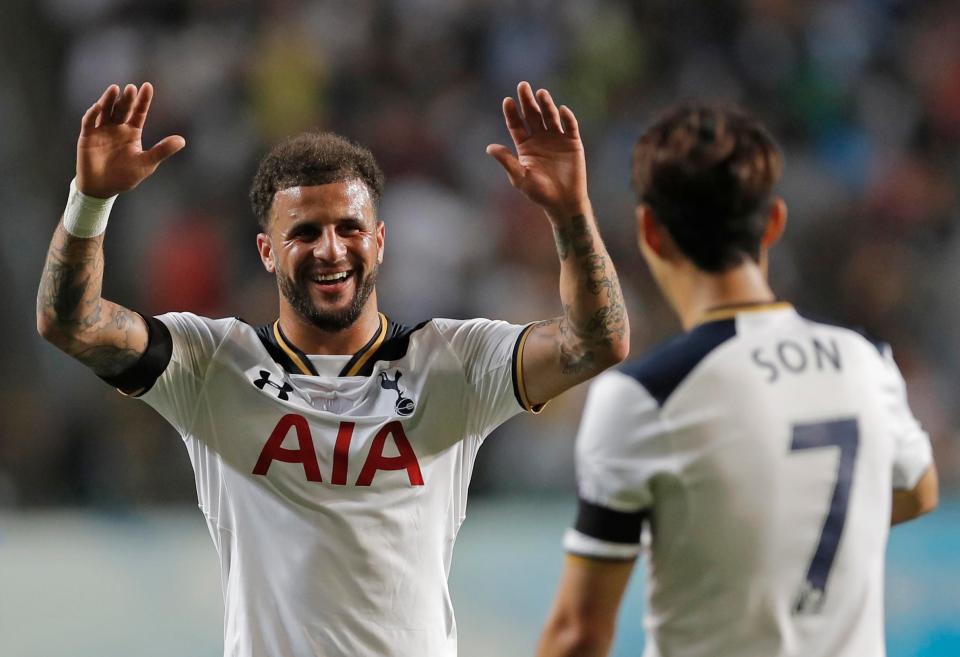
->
xmin=790 ymin=418 xmax=860 ymax=614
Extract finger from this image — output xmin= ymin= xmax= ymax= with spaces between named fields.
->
xmin=143 ymin=135 xmax=186 ymax=167
xmin=517 ymin=81 xmax=546 ymax=133
xmin=110 ymin=84 xmax=138 ymax=124
xmin=128 ymin=82 xmax=155 ymax=130
xmin=559 ymin=105 xmax=580 ymax=140
xmin=486 ymin=144 xmax=524 ymax=186
xmin=536 ymin=88 xmax=563 ymax=132
xmin=502 ymin=97 xmax=529 ymax=146
xmin=94 ymin=85 xmax=120 ymax=128
xmin=80 ymin=102 xmax=101 ymax=136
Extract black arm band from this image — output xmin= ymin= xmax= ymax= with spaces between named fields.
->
xmin=99 ymin=314 xmax=173 ymax=396
xmin=574 ymin=497 xmax=648 ymax=545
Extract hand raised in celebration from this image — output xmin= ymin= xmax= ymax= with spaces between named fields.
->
xmin=486 ymin=81 xmax=588 ymax=217
xmin=77 ymin=83 xmax=185 ymax=198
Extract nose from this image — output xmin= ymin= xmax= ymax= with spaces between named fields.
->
xmin=313 ymin=226 xmax=347 ymax=262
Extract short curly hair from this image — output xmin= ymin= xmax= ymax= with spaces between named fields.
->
xmin=631 ymin=103 xmax=783 ymax=272
xmin=249 ymin=131 xmax=385 ymax=230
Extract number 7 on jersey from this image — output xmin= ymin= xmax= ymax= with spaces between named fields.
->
xmin=790 ymin=417 xmax=860 ymax=614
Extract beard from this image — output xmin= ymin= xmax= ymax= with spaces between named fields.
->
xmin=277 ymin=264 xmax=378 ymax=332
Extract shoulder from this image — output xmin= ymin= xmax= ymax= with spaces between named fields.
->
xmin=159 ymin=312 xmax=241 ymax=340
xmin=792 ymin=311 xmax=889 ymax=355
xmin=620 ymin=319 xmax=739 ymax=406
xmin=795 ymin=315 xmax=894 ymax=373
xmin=429 ymin=316 xmax=523 ymax=337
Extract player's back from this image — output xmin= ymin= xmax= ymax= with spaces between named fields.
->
xmin=567 ymin=304 xmax=931 ymax=657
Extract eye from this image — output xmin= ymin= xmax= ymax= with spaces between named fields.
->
xmin=288 ymin=225 xmax=319 ymax=242
xmin=337 ymin=220 xmax=362 ymax=236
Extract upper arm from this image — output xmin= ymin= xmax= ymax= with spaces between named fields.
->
xmin=536 ymin=555 xmax=635 ymax=657
xmin=563 ymin=372 xmax=664 ymax=564
xmin=434 ymin=318 xmax=535 ymax=431
xmin=879 ymin=346 xmax=935 ymax=492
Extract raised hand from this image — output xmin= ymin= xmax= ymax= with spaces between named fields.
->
xmin=77 ymin=83 xmax=185 ymax=198
xmin=486 ymin=81 xmax=588 ymax=217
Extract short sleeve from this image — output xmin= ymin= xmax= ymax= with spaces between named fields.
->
xmin=878 ymin=347 xmax=934 ymax=490
xmin=564 ymin=369 xmax=667 ymax=561
xmin=432 ymin=317 xmax=531 ymax=437
xmin=138 ymin=312 xmax=239 ymax=436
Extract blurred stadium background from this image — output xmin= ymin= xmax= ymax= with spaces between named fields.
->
xmin=1 ymin=0 xmax=958 ymax=655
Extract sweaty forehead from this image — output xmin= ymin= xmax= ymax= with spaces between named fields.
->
xmin=271 ymin=179 xmax=376 ymax=224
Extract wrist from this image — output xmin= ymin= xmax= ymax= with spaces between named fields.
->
xmin=62 ymin=177 xmax=117 ymax=238
xmin=544 ymin=198 xmax=593 ymax=224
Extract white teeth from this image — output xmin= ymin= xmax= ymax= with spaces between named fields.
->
xmin=315 ymin=271 xmax=350 ymax=282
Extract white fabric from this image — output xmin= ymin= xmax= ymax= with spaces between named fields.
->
xmin=568 ymin=307 xmax=933 ymax=657
xmin=140 ymin=313 xmax=528 ymax=657
xmin=62 ymin=178 xmax=116 ymax=238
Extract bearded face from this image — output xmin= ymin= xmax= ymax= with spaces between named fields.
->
xmin=257 ymin=179 xmax=385 ymax=333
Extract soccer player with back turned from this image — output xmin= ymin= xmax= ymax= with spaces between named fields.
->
xmin=36 ymin=81 xmax=628 ymax=656
xmin=536 ymin=104 xmax=938 ymax=657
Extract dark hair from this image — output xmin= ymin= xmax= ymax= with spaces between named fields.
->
xmin=250 ymin=131 xmax=386 ymax=230
xmin=631 ymin=103 xmax=783 ymax=272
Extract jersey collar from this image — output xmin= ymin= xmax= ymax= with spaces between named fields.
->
xmin=267 ymin=313 xmax=389 ymax=377
xmin=696 ymin=301 xmax=793 ymax=326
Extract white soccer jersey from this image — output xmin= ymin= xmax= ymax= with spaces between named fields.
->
xmin=565 ymin=303 xmax=933 ymax=657
xmin=113 ymin=311 xmax=541 ymax=657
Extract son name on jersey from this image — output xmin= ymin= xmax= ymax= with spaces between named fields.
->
xmin=751 ymin=336 xmax=842 ymax=383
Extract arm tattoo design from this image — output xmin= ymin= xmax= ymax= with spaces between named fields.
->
xmin=37 ymin=229 xmax=143 ymax=377
xmin=551 ymin=214 xmax=594 ymax=262
xmin=542 ymin=214 xmax=627 ymax=374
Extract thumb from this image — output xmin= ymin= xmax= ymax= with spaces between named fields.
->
xmin=486 ymin=144 xmax=524 ymax=187
xmin=144 ymin=135 xmax=186 ymax=167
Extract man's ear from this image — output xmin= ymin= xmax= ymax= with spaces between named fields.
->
xmin=376 ymin=220 xmax=385 ymax=265
xmin=637 ymin=205 xmax=664 ymax=257
xmin=761 ymin=197 xmax=787 ymax=248
xmin=256 ymin=233 xmax=276 ymax=273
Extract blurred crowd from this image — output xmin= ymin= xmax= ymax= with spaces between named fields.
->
xmin=1 ymin=0 xmax=958 ymax=506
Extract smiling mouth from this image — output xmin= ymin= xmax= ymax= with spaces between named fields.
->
xmin=311 ymin=270 xmax=353 ymax=287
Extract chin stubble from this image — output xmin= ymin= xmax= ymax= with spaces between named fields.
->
xmin=277 ymin=265 xmax=378 ymax=332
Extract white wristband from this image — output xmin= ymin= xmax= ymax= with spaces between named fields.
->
xmin=62 ymin=178 xmax=117 ymax=238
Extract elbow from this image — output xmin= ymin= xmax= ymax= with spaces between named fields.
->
xmin=597 ymin=336 xmax=629 ymax=371
xmin=36 ymin=309 xmax=72 ymax=350
xmin=540 ymin=613 xmax=612 ymax=657
xmin=36 ymin=310 xmax=56 ymax=342
xmin=609 ymin=337 xmax=630 ymax=365
xmin=917 ymin=488 xmax=939 ymax=518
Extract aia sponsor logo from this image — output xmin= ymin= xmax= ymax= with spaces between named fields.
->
xmin=252 ymin=414 xmax=424 ymax=487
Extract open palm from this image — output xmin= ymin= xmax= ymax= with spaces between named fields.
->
xmin=77 ymin=83 xmax=185 ymax=198
xmin=487 ymin=82 xmax=588 ymax=214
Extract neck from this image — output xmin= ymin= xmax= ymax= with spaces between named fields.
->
xmin=277 ymin=294 xmax=382 ymax=355
xmin=667 ymin=261 xmax=775 ymax=331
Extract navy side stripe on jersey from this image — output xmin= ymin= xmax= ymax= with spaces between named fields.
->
xmin=620 ymin=319 xmax=738 ymax=406
xmin=99 ymin=313 xmax=174 ymax=396
xmin=574 ymin=497 xmax=648 ymax=545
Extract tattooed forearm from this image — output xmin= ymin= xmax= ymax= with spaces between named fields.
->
xmin=37 ymin=224 xmax=147 ymax=377
xmin=543 ymin=211 xmax=628 ymax=375
xmin=552 ymin=214 xmax=594 ymax=262
xmin=38 ymin=231 xmax=105 ymax=329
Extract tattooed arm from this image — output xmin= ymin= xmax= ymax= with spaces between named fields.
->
xmin=36 ymin=83 xmax=184 ymax=376
xmin=487 ymin=82 xmax=629 ymax=405
xmin=37 ymin=226 xmax=148 ymax=376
